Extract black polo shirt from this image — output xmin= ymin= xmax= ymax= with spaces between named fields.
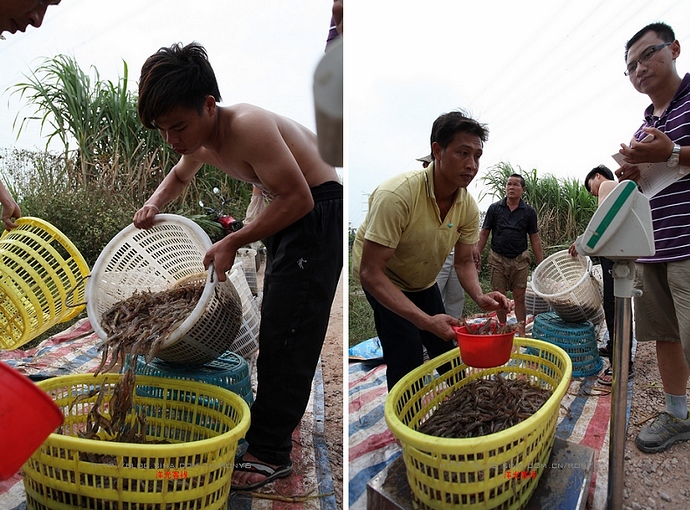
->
xmin=482 ymin=198 xmax=539 ymax=259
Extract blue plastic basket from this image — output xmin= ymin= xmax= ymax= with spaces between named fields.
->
xmin=531 ymin=312 xmax=602 ymax=377
xmin=133 ymin=351 xmax=253 ymax=405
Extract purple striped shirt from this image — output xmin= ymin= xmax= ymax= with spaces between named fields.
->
xmin=634 ymin=73 xmax=690 ymax=263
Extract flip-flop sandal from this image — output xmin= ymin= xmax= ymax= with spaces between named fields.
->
xmin=597 ymin=366 xmax=613 ymax=386
xmin=597 ymin=364 xmax=635 ymax=387
xmin=232 ymin=457 xmax=294 ymax=491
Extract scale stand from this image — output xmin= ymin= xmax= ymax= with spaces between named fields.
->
xmin=574 ymin=180 xmax=654 ymax=510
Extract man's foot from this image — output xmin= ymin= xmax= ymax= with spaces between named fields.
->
xmin=635 ymin=411 xmax=690 ymax=453
xmin=597 ymin=363 xmax=634 ymax=386
xmin=598 ymin=344 xmax=612 ymax=359
xmin=232 ymin=452 xmax=293 ymax=491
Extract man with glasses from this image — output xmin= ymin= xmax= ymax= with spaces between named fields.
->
xmin=616 ymin=22 xmax=690 ymax=453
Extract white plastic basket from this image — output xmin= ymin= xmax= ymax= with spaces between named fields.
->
xmin=237 ymin=247 xmax=259 ymax=295
xmin=532 ymin=250 xmax=604 ymax=324
xmin=85 ymin=214 xmax=243 ymax=366
xmin=525 ymin=280 xmax=551 ymax=316
xmin=228 ymin=261 xmax=260 ymax=359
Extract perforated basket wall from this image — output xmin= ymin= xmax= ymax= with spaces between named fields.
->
xmin=385 ymin=337 xmax=572 ymax=510
xmin=525 ymin=281 xmax=551 ymax=317
xmin=23 ymin=373 xmax=250 ymax=510
xmin=532 ymin=250 xmax=604 ymax=324
xmin=134 ymin=351 xmax=253 ymax=406
xmin=86 ymin=215 xmax=243 ymax=366
xmin=227 ymin=262 xmax=260 ymax=359
xmin=531 ymin=312 xmax=602 ymax=377
xmin=237 ymin=247 xmax=258 ymax=295
xmin=0 ymin=217 xmax=89 ymax=350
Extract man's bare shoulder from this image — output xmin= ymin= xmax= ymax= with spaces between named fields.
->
xmin=222 ymin=103 xmax=279 ymax=130
xmin=221 ymin=104 xmax=313 ymax=138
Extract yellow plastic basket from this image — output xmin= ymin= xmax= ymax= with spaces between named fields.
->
xmin=22 ymin=373 xmax=250 ymax=510
xmin=384 ymin=337 xmax=572 ymax=510
xmin=0 ymin=218 xmax=89 ymax=350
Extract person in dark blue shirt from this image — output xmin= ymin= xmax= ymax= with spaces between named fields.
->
xmin=475 ymin=173 xmax=544 ymax=337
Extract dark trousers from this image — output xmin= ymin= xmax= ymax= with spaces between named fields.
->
xmin=246 ymin=182 xmax=343 ymax=466
xmin=365 ymin=284 xmax=456 ymax=391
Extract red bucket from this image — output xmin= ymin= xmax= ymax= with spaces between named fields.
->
xmin=0 ymin=362 xmax=64 ymax=480
xmin=452 ymin=325 xmax=515 ymax=368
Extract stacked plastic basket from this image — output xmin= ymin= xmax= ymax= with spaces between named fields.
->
xmin=531 ymin=311 xmax=602 ymax=377
xmin=0 ymin=218 xmax=89 ymax=350
xmin=134 ymin=350 xmax=254 ymax=406
xmin=532 ymin=250 xmax=604 ymax=324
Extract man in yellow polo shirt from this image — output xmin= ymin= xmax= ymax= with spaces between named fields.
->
xmin=352 ymin=110 xmax=510 ymax=390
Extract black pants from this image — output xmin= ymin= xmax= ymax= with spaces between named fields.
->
xmin=245 ymin=182 xmax=343 ymax=466
xmin=601 ymin=257 xmax=633 ymax=363
xmin=365 ymin=284 xmax=456 ymax=391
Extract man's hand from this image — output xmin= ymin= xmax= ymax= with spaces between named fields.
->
xmin=472 ymin=245 xmax=482 ymax=272
xmin=475 ymin=291 xmax=511 ymax=313
xmin=202 ymin=236 xmax=239 ymax=282
xmin=1 ymin=201 xmax=21 ymax=230
xmin=425 ymin=313 xmax=462 ymax=341
xmin=332 ymin=0 xmax=343 ymax=35
xmin=615 ymin=164 xmax=640 ymax=183
xmin=618 ymin=127 xmax=673 ymax=165
xmin=133 ymin=204 xmax=159 ymax=229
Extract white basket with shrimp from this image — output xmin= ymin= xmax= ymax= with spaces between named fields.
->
xmin=532 ymin=250 xmax=604 ymax=324
xmin=85 ymin=214 xmax=243 ymax=366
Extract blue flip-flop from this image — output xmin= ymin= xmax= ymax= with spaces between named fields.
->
xmin=232 ymin=456 xmax=294 ymax=491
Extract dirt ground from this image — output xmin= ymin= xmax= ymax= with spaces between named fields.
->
xmin=621 ymin=340 xmax=690 ymax=510
xmin=321 ymin=274 xmax=344 ymax=508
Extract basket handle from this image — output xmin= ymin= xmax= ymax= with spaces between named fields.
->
xmin=65 ymin=274 xmax=90 ymax=308
xmin=207 ymin=262 xmax=218 ymax=286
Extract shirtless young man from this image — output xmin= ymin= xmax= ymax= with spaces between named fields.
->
xmin=133 ymin=42 xmax=343 ymax=490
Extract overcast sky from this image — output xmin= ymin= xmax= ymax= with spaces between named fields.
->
xmin=2 ymin=1 xmax=689 ymax=232
xmin=346 ymin=0 xmax=689 ymax=227
xmin=0 ymin=0 xmax=333 ymax=151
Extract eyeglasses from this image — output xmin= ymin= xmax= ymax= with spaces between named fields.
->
xmin=624 ymin=42 xmax=672 ymax=77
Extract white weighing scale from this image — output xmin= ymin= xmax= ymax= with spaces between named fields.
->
xmin=574 ymin=179 xmax=654 ymax=510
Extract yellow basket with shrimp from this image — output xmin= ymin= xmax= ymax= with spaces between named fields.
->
xmin=22 ymin=373 xmax=251 ymax=510
xmin=384 ymin=337 xmax=572 ymax=510
xmin=0 ymin=218 xmax=89 ymax=350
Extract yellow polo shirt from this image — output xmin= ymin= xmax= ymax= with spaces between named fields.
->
xmin=352 ymin=163 xmax=480 ymax=292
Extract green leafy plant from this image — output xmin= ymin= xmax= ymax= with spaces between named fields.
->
xmin=479 ymin=162 xmax=597 ymax=257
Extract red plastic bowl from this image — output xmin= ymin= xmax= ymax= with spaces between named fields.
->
xmin=452 ymin=325 xmax=515 ymax=368
xmin=0 ymin=362 xmax=64 ymax=480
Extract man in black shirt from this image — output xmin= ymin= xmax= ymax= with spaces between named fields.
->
xmin=475 ymin=173 xmax=544 ymax=336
